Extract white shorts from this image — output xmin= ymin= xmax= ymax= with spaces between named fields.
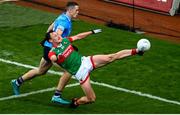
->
xmin=75 ymin=56 xmax=95 ymax=84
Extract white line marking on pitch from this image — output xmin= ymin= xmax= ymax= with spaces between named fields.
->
xmin=0 ymin=83 xmax=79 ymax=101
xmin=0 ymin=58 xmax=180 ymax=106
xmin=91 ymin=81 xmax=180 ymax=106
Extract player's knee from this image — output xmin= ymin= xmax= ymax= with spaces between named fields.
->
xmin=87 ymin=95 xmax=96 ymax=103
xmin=102 ymin=57 xmax=111 ymax=63
xmin=105 ymin=54 xmax=115 ymax=63
xmin=37 ymin=69 xmax=47 ymax=75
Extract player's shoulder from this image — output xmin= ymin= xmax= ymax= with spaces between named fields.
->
xmin=57 ymin=13 xmax=68 ymax=21
xmin=63 ymin=38 xmax=70 ymax=42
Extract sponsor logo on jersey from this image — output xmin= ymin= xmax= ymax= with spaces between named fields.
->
xmin=62 ymin=45 xmax=74 ymax=58
xmin=57 ymin=45 xmax=74 ymax=63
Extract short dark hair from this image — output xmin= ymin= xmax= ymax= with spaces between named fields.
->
xmin=45 ymin=30 xmax=54 ymax=40
xmin=40 ymin=30 xmax=54 ymax=47
xmin=66 ymin=1 xmax=79 ymax=10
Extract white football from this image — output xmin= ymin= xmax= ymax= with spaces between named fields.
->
xmin=137 ymin=38 xmax=151 ymax=51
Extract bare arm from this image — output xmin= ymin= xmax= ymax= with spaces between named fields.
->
xmin=47 ymin=22 xmax=54 ymax=33
xmin=56 ymin=28 xmax=63 ymax=36
xmin=70 ymin=29 xmax=102 ymax=42
xmin=70 ymin=31 xmax=93 ymax=41
xmin=48 ymin=23 xmax=63 ymax=37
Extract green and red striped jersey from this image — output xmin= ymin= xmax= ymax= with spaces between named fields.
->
xmin=48 ymin=38 xmax=82 ymax=75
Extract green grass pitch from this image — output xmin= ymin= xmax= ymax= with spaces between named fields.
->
xmin=0 ymin=3 xmax=180 ymax=113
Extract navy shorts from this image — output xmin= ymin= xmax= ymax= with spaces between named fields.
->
xmin=43 ymin=46 xmax=51 ymax=62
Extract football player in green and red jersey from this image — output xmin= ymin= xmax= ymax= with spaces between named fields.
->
xmin=47 ymin=31 xmax=145 ymax=108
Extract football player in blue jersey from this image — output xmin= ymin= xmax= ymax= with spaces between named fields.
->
xmin=11 ymin=1 xmax=102 ymax=105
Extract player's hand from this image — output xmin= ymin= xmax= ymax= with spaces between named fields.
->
xmin=92 ymin=29 xmax=102 ymax=34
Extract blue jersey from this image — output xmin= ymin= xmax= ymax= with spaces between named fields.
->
xmin=53 ymin=13 xmax=72 ymax=37
xmin=44 ymin=13 xmax=72 ymax=48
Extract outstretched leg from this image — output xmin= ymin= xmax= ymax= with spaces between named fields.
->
xmin=92 ymin=49 xmax=137 ymax=68
xmin=11 ymin=57 xmax=52 ymax=95
xmin=70 ymin=49 xmax=139 ymax=107
xmin=22 ymin=58 xmax=52 ymax=81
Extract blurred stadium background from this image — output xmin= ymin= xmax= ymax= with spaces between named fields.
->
xmin=15 ymin=0 xmax=180 ymax=42
xmin=0 ymin=0 xmax=180 ymax=114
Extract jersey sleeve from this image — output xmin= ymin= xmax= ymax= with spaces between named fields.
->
xmin=48 ymin=51 xmax=56 ymax=60
xmin=56 ymin=25 xmax=65 ymax=32
xmin=67 ymin=37 xmax=73 ymax=42
xmin=53 ymin=19 xmax=67 ymax=32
